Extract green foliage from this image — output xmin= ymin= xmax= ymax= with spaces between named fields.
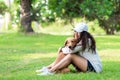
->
xmin=41 ymin=0 xmax=120 ymax=34
xmin=31 ymin=0 xmax=55 ymax=22
xmin=48 ymin=0 xmax=83 ymax=19
xmin=47 ymin=0 xmax=120 ymax=34
xmin=0 ymin=1 xmax=8 ymax=15
xmin=80 ymin=0 xmax=114 ymax=20
xmin=10 ymin=2 xmax=20 ymax=24
xmin=12 ymin=0 xmax=56 ymax=23
xmin=80 ymin=0 xmax=120 ymax=34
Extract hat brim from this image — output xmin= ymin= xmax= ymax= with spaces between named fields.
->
xmin=72 ymin=28 xmax=83 ymax=32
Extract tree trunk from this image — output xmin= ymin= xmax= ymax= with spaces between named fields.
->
xmin=20 ymin=0 xmax=33 ymax=32
xmin=98 ymin=19 xmax=115 ymax=35
xmin=103 ymin=24 xmax=115 ymax=35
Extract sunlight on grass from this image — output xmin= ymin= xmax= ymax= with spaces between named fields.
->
xmin=22 ymin=53 xmax=57 ymax=59
xmin=22 ymin=49 xmax=120 ymax=62
xmin=99 ymin=49 xmax=120 ymax=61
xmin=103 ymin=42 xmax=120 ymax=45
xmin=35 ymin=42 xmax=46 ymax=46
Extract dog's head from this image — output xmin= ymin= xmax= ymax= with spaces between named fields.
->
xmin=64 ymin=37 xmax=78 ymax=50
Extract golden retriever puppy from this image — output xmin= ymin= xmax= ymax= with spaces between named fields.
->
xmin=64 ymin=37 xmax=78 ymax=50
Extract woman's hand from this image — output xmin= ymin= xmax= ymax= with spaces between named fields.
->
xmin=74 ymin=32 xmax=80 ymax=39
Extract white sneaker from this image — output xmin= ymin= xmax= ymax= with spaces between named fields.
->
xmin=36 ymin=66 xmax=48 ymax=73
xmin=37 ymin=68 xmax=54 ymax=76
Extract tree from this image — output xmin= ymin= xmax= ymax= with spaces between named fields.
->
xmin=80 ymin=0 xmax=120 ymax=34
xmin=14 ymin=0 xmax=51 ymax=32
xmin=48 ymin=0 xmax=120 ymax=34
xmin=48 ymin=0 xmax=83 ymax=26
xmin=0 ymin=1 xmax=8 ymax=15
xmin=12 ymin=0 xmax=120 ymax=34
xmin=20 ymin=0 xmax=33 ymax=32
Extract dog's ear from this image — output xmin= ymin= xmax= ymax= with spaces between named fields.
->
xmin=64 ymin=40 xmax=68 ymax=46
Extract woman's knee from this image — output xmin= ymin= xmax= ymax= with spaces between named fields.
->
xmin=58 ymin=53 xmax=76 ymax=60
xmin=68 ymin=53 xmax=78 ymax=58
xmin=58 ymin=52 xmax=66 ymax=57
xmin=64 ymin=54 xmax=78 ymax=62
xmin=67 ymin=53 xmax=76 ymax=59
xmin=68 ymin=53 xmax=84 ymax=61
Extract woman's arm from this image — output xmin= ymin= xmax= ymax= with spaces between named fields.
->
xmin=70 ymin=45 xmax=82 ymax=53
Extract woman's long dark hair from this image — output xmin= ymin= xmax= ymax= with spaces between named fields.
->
xmin=79 ymin=31 xmax=96 ymax=53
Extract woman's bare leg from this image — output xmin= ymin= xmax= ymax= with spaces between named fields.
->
xmin=47 ymin=48 xmax=67 ymax=68
xmin=47 ymin=52 xmax=67 ymax=68
xmin=49 ymin=54 xmax=87 ymax=72
xmin=47 ymin=48 xmax=71 ymax=73
xmin=54 ymin=52 xmax=67 ymax=65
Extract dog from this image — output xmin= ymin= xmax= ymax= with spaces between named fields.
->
xmin=63 ymin=37 xmax=78 ymax=51
xmin=55 ymin=37 xmax=78 ymax=73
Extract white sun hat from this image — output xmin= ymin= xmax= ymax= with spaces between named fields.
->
xmin=73 ymin=22 xmax=88 ymax=32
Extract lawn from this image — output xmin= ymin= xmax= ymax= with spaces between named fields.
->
xmin=0 ymin=33 xmax=120 ymax=80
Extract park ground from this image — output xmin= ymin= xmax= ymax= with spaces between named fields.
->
xmin=0 ymin=33 xmax=120 ymax=80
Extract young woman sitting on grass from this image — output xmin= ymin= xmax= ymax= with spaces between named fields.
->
xmin=36 ymin=22 xmax=102 ymax=76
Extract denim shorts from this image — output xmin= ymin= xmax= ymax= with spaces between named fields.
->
xmin=87 ymin=60 xmax=96 ymax=72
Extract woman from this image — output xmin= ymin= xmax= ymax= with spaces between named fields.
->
xmin=37 ymin=22 xmax=102 ymax=75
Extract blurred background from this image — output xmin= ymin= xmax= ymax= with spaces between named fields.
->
xmin=0 ymin=1 xmax=120 ymax=79
xmin=0 ymin=0 xmax=120 ymax=35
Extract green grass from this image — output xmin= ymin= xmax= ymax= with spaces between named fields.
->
xmin=0 ymin=33 xmax=120 ymax=80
